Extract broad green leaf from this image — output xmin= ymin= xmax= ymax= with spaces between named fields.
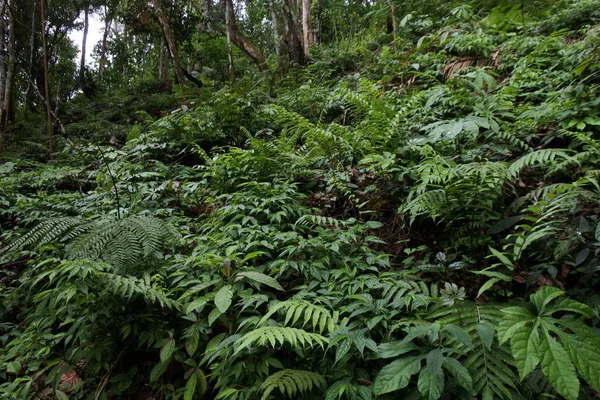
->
xmin=562 ymin=333 xmax=600 ymax=392
xmin=374 ymin=356 xmax=422 ymax=395
xmin=184 ymin=371 xmax=197 ymax=400
xmin=497 ymin=307 xmax=535 ymax=345
xmin=544 ymin=297 xmax=593 ymax=318
xmin=236 ymin=271 xmax=284 ymax=291
xmin=376 ymin=342 xmax=417 ymax=359
xmin=539 ymin=326 xmax=579 ymax=400
xmin=334 ymin=337 xmax=352 ymax=365
xmin=160 ymin=338 xmax=175 ymax=362
xmin=530 ymin=286 xmax=564 ymax=314
xmin=488 ymin=247 xmax=513 ymax=269
xmin=186 ymin=323 xmax=200 ymax=356
xmin=55 ymin=391 xmax=69 ymax=400
xmin=444 ymin=324 xmax=472 ymax=347
xmin=150 ymin=360 xmax=170 ymax=382
xmin=426 ymin=348 xmax=444 ymax=373
xmin=443 ymin=357 xmax=472 ymax=392
xmin=186 ymin=298 xmax=207 ymax=314
xmin=418 ymin=366 xmax=444 ymax=400
xmin=476 ymin=323 xmax=495 ymax=351
xmin=476 ymin=278 xmax=500 ymax=298
xmin=214 ymin=285 xmax=233 ymax=314
xmin=511 ymin=323 xmax=540 ymax=380
xmin=208 ymin=308 xmax=222 ymax=326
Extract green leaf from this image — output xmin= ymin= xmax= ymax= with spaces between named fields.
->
xmin=374 ymin=356 xmax=423 ymax=395
xmin=544 ymin=297 xmax=593 ymax=318
xmin=443 ymin=357 xmax=472 ymax=392
xmin=444 ymin=324 xmax=472 ymax=347
xmin=476 ymin=278 xmax=500 ymax=298
xmin=186 ymin=323 xmax=200 ymax=356
xmin=497 ymin=306 xmax=535 ymax=345
xmin=426 ymin=349 xmax=444 ymax=373
xmin=150 ymin=360 xmax=170 ymax=382
xmin=476 ymin=323 xmax=495 ymax=351
xmin=530 ymin=286 xmax=564 ymax=314
xmin=539 ymin=325 xmax=579 ymax=400
xmin=55 ymin=391 xmax=69 ymax=400
xmin=488 ymin=247 xmax=513 ymax=269
xmin=236 ymin=271 xmax=284 ymax=291
xmin=214 ymin=285 xmax=233 ymax=314
xmin=208 ymin=308 xmax=222 ymax=326
xmin=184 ymin=371 xmax=198 ymax=400
xmin=160 ymin=338 xmax=175 ymax=362
xmin=418 ymin=366 xmax=444 ymax=400
xmin=511 ymin=323 xmax=540 ymax=380
xmin=6 ymin=361 xmax=21 ymax=375
xmin=562 ymin=333 xmax=600 ymax=392
xmin=186 ymin=298 xmax=208 ymax=314
xmin=376 ymin=342 xmax=417 ymax=359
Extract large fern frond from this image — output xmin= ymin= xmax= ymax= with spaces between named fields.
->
xmin=234 ymin=327 xmax=328 ymax=354
xmin=260 ymin=369 xmax=326 ymax=400
xmin=259 ymin=299 xmax=339 ymax=334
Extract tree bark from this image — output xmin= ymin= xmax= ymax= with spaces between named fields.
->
xmin=0 ymin=0 xmax=6 ymax=154
xmin=268 ymin=0 xmax=282 ymax=58
xmin=224 ymin=0 xmax=236 ymax=83
xmin=98 ymin=6 xmax=112 ymax=82
xmin=224 ymin=0 xmax=268 ymax=73
xmin=282 ymin=0 xmax=304 ymax=65
xmin=24 ymin=1 xmax=37 ymax=120
xmin=159 ymin=36 xmax=169 ymax=86
xmin=302 ymin=0 xmax=312 ymax=56
xmin=79 ymin=5 xmax=89 ymax=87
xmin=387 ymin=0 xmax=397 ymax=49
xmin=40 ymin=0 xmax=54 ymax=160
xmin=152 ymin=0 xmax=186 ymax=86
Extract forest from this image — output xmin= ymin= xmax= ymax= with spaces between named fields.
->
xmin=0 ymin=0 xmax=599 ymax=398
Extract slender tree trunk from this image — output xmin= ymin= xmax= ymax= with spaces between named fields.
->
xmin=24 ymin=1 xmax=37 ymax=120
xmin=224 ymin=0 xmax=235 ymax=83
xmin=224 ymin=0 xmax=268 ymax=73
xmin=40 ymin=0 xmax=54 ymax=160
xmin=98 ymin=6 xmax=112 ymax=82
xmin=0 ymin=1 xmax=6 ymax=154
xmin=159 ymin=36 xmax=169 ymax=86
xmin=152 ymin=0 xmax=186 ymax=85
xmin=268 ymin=0 xmax=282 ymax=58
xmin=79 ymin=6 xmax=89 ymax=87
xmin=282 ymin=0 xmax=304 ymax=65
xmin=387 ymin=0 xmax=397 ymax=49
xmin=302 ymin=0 xmax=312 ymax=56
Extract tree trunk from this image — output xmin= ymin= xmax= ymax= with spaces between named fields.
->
xmin=268 ymin=0 xmax=282 ymax=58
xmin=159 ymin=36 xmax=169 ymax=87
xmin=79 ymin=6 xmax=89 ymax=87
xmin=224 ymin=0 xmax=268 ymax=73
xmin=387 ymin=0 xmax=397 ymax=49
xmin=98 ymin=6 xmax=112 ymax=82
xmin=302 ymin=0 xmax=312 ymax=56
xmin=152 ymin=0 xmax=186 ymax=86
xmin=24 ymin=1 xmax=37 ymax=120
xmin=40 ymin=0 xmax=54 ymax=160
xmin=224 ymin=0 xmax=236 ymax=83
xmin=0 ymin=1 xmax=5 ymax=154
xmin=0 ymin=0 xmax=16 ymax=146
xmin=282 ymin=0 xmax=304 ymax=65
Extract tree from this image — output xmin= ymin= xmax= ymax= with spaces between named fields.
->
xmin=152 ymin=0 xmax=186 ymax=86
xmin=40 ymin=0 xmax=53 ymax=160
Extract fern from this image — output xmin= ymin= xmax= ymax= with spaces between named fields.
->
xmin=260 ymin=369 xmax=326 ymax=400
xmin=234 ymin=327 xmax=329 ymax=354
xmin=430 ymin=302 xmax=518 ymax=400
xmin=3 ymin=215 xmax=178 ymax=269
xmin=259 ymin=299 xmax=339 ymax=334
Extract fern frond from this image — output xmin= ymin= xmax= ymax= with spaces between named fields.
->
xmin=260 ymin=369 xmax=326 ymax=400
xmin=431 ymin=303 xmax=517 ymax=399
xmin=234 ymin=327 xmax=328 ymax=354
xmin=259 ymin=299 xmax=339 ymax=334
xmin=2 ymin=217 xmax=88 ymax=254
xmin=508 ymin=149 xmax=573 ymax=179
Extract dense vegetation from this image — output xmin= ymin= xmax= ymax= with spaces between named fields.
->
xmin=1 ymin=0 xmax=600 ymax=399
